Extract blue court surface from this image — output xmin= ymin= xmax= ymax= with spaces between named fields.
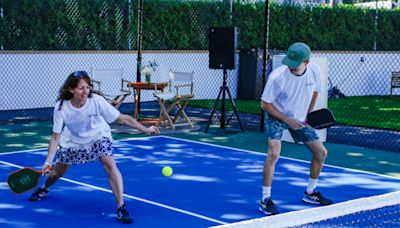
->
xmin=1 ymin=136 xmax=399 ymax=227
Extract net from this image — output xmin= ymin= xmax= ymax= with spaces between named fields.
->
xmin=212 ymin=191 xmax=400 ymax=228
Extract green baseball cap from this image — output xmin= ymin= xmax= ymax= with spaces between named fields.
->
xmin=282 ymin=42 xmax=311 ymax=69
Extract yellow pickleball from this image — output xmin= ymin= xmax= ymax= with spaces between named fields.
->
xmin=162 ymin=166 xmax=173 ymax=177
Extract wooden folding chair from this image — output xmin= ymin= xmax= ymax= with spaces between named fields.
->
xmin=90 ymin=68 xmax=131 ymax=109
xmin=153 ymin=70 xmax=194 ymax=130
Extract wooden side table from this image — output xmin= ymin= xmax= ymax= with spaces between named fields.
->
xmin=127 ymin=82 xmax=168 ymax=123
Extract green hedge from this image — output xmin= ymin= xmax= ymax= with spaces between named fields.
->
xmin=1 ymin=0 xmax=132 ymax=50
xmin=1 ymin=0 xmax=399 ymax=50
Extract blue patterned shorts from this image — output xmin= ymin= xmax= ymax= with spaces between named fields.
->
xmin=264 ymin=112 xmax=319 ymax=143
xmin=56 ymin=137 xmax=114 ymax=165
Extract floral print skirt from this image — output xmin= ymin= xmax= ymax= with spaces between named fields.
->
xmin=56 ymin=136 xmax=114 ymax=165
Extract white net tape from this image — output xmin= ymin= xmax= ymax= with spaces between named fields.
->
xmin=212 ymin=191 xmax=400 ymax=228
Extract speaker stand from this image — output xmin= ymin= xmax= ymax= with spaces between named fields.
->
xmin=205 ymin=69 xmax=244 ymax=133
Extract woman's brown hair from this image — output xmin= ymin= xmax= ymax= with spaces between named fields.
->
xmin=57 ymin=71 xmax=93 ymax=110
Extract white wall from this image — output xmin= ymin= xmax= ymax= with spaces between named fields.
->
xmin=140 ymin=52 xmax=239 ymax=102
xmin=0 ymin=52 xmax=135 ymax=110
xmin=1 ymin=51 xmax=399 ymax=112
xmin=0 ymin=51 xmax=239 ymax=111
xmin=316 ymin=52 xmax=400 ymax=96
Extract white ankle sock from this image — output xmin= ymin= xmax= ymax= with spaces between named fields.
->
xmin=306 ymin=178 xmax=318 ymax=194
xmin=262 ymin=186 xmax=271 ymax=200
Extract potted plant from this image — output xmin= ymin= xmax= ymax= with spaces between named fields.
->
xmin=141 ymin=60 xmax=158 ymax=83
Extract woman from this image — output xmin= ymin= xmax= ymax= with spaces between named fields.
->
xmin=29 ymin=71 xmax=160 ymax=224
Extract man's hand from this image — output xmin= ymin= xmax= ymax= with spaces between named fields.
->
xmin=286 ymin=119 xmax=305 ymax=130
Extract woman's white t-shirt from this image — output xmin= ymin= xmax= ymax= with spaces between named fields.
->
xmin=53 ymin=94 xmax=120 ymax=144
xmin=261 ymin=62 xmax=322 ymax=122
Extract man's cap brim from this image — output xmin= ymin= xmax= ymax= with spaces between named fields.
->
xmin=282 ymin=56 xmax=302 ymax=69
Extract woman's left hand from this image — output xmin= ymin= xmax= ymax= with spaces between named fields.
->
xmin=147 ymin=126 xmax=160 ymax=135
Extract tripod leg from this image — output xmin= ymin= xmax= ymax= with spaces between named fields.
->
xmin=205 ymin=86 xmax=223 ymax=133
xmin=225 ymin=87 xmax=244 ymax=132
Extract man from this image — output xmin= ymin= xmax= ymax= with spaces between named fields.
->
xmin=259 ymin=42 xmax=332 ymax=215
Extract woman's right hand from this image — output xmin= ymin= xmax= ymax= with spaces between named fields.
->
xmin=41 ymin=162 xmax=53 ymax=176
xmin=147 ymin=126 xmax=160 ymax=135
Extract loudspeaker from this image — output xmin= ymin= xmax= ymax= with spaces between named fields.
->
xmin=238 ymin=49 xmax=264 ymax=99
xmin=209 ymin=27 xmax=237 ymax=70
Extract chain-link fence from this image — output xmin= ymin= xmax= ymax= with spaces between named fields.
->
xmin=0 ymin=0 xmax=399 ymax=152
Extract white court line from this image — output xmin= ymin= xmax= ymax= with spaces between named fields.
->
xmin=1 ymin=134 xmax=399 ymax=180
xmin=159 ymin=135 xmax=400 ymax=181
xmin=0 ymin=147 xmax=48 ymax=155
xmin=0 ymin=160 xmax=227 ymax=225
xmin=1 ymin=135 xmax=398 ymax=225
xmin=0 ymin=136 xmax=162 ymax=156
xmin=1 ymin=134 xmax=399 ymax=181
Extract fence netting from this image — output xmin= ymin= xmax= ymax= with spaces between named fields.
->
xmin=0 ymin=0 xmax=399 ymax=152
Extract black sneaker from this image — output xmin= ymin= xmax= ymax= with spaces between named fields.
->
xmin=259 ymin=198 xmax=279 ymax=215
xmin=302 ymin=191 xmax=333 ymax=205
xmin=29 ymin=187 xmax=49 ymax=201
xmin=117 ymin=204 xmax=133 ymax=224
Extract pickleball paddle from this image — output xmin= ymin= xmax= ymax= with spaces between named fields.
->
xmin=306 ymin=108 xmax=336 ymax=129
xmin=7 ymin=167 xmax=51 ymax=194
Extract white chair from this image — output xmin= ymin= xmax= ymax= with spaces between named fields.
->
xmin=153 ymin=70 xmax=194 ymax=130
xmin=90 ymin=68 xmax=131 ymax=109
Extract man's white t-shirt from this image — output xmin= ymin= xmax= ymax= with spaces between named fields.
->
xmin=53 ymin=94 xmax=120 ymax=144
xmin=261 ymin=62 xmax=322 ymax=122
